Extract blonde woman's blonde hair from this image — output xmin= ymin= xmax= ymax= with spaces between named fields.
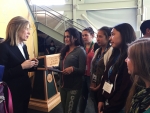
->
xmin=125 ymin=38 xmax=150 ymax=113
xmin=5 ymin=16 xmax=29 ymax=46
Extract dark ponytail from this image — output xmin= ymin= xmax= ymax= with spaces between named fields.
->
xmin=83 ymin=27 xmax=94 ymax=35
xmin=98 ymin=26 xmax=111 ymax=40
xmin=79 ymin=31 xmax=84 ymax=47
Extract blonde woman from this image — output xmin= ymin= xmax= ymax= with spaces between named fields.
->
xmin=0 ymin=16 xmax=38 ymax=113
xmin=125 ymin=38 xmax=150 ymax=113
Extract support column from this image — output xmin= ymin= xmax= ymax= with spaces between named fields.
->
xmin=72 ymin=0 xmax=77 ymax=25
xmin=137 ymin=0 xmax=142 ymax=37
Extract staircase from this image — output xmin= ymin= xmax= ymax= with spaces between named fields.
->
xmin=27 ymin=1 xmax=86 ymax=43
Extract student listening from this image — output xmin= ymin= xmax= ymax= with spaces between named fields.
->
xmin=79 ymin=27 xmax=95 ymax=113
xmin=90 ymin=26 xmax=111 ymax=113
xmin=59 ymin=27 xmax=86 ymax=113
xmin=125 ymin=38 xmax=150 ymax=113
xmin=97 ymin=23 xmax=136 ymax=113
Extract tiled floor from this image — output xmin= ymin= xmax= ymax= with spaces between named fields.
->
xmin=28 ymin=97 xmax=95 ymax=113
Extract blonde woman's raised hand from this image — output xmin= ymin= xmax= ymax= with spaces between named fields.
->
xmin=21 ymin=60 xmax=35 ymax=69
xmin=31 ymin=58 xmax=39 ymax=67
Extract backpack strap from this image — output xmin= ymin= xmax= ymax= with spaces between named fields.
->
xmin=1 ymin=82 xmax=13 ymax=113
xmin=4 ymin=100 xmax=8 ymax=113
xmin=6 ymin=85 xmax=13 ymax=113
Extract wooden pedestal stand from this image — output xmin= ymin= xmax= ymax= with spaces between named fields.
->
xmin=28 ymin=54 xmax=61 ymax=112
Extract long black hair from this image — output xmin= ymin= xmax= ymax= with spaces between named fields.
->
xmin=109 ymin=23 xmax=136 ymax=74
xmin=60 ymin=27 xmax=84 ymax=60
xmin=114 ymin=23 xmax=136 ymax=52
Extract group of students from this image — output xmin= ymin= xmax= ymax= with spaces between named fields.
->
xmin=0 ymin=16 xmax=150 ymax=113
xmin=58 ymin=20 xmax=150 ymax=113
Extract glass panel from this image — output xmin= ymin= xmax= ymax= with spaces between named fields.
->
xmin=87 ymin=8 xmax=137 ymax=30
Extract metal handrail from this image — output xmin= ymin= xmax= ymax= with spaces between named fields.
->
xmin=33 ymin=5 xmax=84 ymax=31
xmin=34 ymin=12 xmax=78 ymax=28
xmin=27 ymin=0 xmax=97 ymax=38
xmin=41 ymin=5 xmax=86 ymax=29
xmin=25 ymin=0 xmax=36 ymax=21
xmin=34 ymin=12 xmax=63 ymax=23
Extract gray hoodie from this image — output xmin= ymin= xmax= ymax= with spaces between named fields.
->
xmin=59 ymin=46 xmax=86 ymax=89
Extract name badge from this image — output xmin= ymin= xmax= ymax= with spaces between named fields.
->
xmin=92 ymin=74 xmax=97 ymax=82
xmin=103 ymin=81 xmax=113 ymax=94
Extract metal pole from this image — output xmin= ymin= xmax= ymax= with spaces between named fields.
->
xmin=35 ymin=5 xmax=37 ymax=22
xmin=45 ymin=11 xmax=47 ymax=26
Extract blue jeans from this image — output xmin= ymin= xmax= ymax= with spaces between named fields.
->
xmin=78 ymin=76 xmax=90 ymax=113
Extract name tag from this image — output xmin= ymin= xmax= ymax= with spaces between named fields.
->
xmin=103 ymin=81 xmax=113 ymax=94
xmin=92 ymin=74 xmax=97 ymax=82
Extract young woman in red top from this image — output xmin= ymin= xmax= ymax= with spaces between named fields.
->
xmin=79 ymin=27 xmax=95 ymax=113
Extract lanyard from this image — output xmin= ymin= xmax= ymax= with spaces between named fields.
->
xmin=96 ymin=47 xmax=108 ymax=62
xmin=108 ymin=65 xmax=114 ymax=78
xmin=108 ymin=55 xmax=119 ymax=79
xmin=85 ymin=42 xmax=94 ymax=54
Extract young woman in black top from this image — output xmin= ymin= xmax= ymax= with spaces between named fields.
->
xmin=97 ymin=23 xmax=136 ymax=113
xmin=0 ymin=16 xmax=38 ymax=113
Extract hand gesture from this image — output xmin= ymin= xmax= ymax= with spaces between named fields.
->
xmin=62 ymin=67 xmax=73 ymax=75
xmin=31 ymin=58 xmax=39 ymax=67
xmin=90 ymin=84 xmax=100 ymax=91
xmin=98 ymin=102 xmax=104 ymax=113
xmin=21 ymin=60 xmax=35 ymax=69
xmin=90 ymin=83 xmax=96 ymax=91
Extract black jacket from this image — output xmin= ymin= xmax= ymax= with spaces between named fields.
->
xmin=98 ymin=49 xmax=132 ymax=113
xmin=0 ymin=41 xmax=34 ymax=111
